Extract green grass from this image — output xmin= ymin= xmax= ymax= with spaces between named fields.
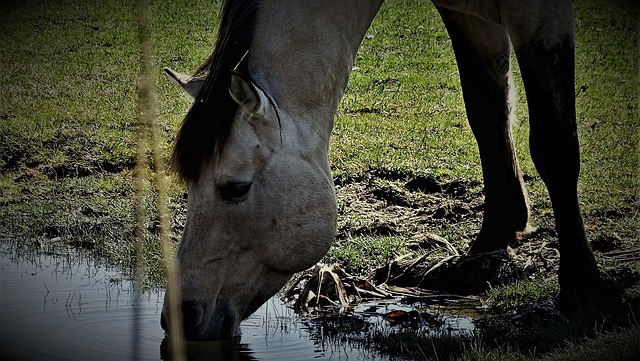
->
xmin=326 ymin=235 xmax=411 ymax=274
xmin=334 ymin=1 xmax=475 ymax=178
xmin=484 ymin=278 xmax=558 ymax=313
xmin=0 ymin=0 xmax=638 ymax=359
xmin=574 ymin=0 xmax=639 ymax=214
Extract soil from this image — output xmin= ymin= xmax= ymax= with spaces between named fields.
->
xmin=328 ymin=167 xmax=639 ymax=306
xmin=334 ymin=168 xmax=483 ymax=248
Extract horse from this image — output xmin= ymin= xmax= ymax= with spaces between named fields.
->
xmin=161 ymin=0 xmax=600 ymax=340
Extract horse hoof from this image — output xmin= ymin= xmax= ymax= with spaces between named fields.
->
xmin=558 ymin=267 xmax=600 ymax=316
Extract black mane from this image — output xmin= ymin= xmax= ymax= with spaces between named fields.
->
xmin=171 ymin=0 xmax=260 ymax=181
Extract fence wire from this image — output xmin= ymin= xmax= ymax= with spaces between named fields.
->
xmin=134 ymin=0 xmax=186 ymax=359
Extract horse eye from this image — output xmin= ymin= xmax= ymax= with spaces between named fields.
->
xmin=219 ymin=181 xmax=252 ymax=201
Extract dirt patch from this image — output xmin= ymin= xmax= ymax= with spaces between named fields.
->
xmin=42 ymin=159 xmax=136 ymax=179
xmin=330 ymin=167 xmax=639 ymax=306
xmin=334 ymin=168 xmax=484 ymax=246
xmin=335 ymin=166 xmax=637 ymax=252
xmin=1 ymin=129 xmax=135 ymax=180
xmin=332 ymin=168 xmax=555 ymax=295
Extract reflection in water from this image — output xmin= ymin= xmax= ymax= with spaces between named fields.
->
xmin=0 ymin=243 xmax=479 ymax=360
xmin=0 ymin=243 xmax=165 ymax=361
xmin=160 ymin=337 xmax=257 ymax=361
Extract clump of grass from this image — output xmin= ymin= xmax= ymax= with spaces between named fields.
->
xmin=484 ymin=278 xmax=558 ymax=313
xmin=324 ymin=235 xmax=410 ymax=275
xmin=540 ymin=325 xmax=639 ymax=361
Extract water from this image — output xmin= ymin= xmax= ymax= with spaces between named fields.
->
xmin=0 ymin=244 xmax=478 ymax=361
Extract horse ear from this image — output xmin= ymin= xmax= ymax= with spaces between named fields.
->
xmin=228 ymin=71 xmax=270 ymax=117
xmin=163 ymin=67 xmax=205 ymax=99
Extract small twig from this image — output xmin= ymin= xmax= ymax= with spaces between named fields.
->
xmin=604 ymin=248 xmax=640 ymax=257
xmin=603 ymin=248 xmax=640 ymax=263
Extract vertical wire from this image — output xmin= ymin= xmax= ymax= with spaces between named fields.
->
xmin=136 ymin=0 xmax=185 ymax=359
xmin=132 ymin=13 xmax=148 ymax=361
xmin=132 ymin=118 xmax=145 ymax=361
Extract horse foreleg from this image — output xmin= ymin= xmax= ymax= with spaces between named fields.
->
xmin=436 ymin=7 xmax=532 ymax=253
xmin=506 ymin=1 xmax=599 ymax=312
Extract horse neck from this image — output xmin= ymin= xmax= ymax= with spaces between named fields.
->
xmin=249 ymin=0 xmax=384 ymax=147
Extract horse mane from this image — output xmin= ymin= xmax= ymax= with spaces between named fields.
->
xmin=171 ymin=0 xmax=260 ymax=181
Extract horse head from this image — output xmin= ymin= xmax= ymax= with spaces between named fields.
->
xmin=161 ymin=67 xmax=337 ymax=339
xmin=160 ymin=0 xmax=384 ymax=340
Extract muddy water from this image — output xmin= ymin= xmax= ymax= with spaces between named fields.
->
xmin=0 ymin=244 xmax=478 ymax=361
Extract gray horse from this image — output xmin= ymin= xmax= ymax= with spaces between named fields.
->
xmin=161 ymin=0 xmax=599 ymax=340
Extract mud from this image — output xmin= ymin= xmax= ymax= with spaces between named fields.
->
xmin=331 ymin=167 xmax=639 ymax=298
xmin=334 ymin=168 xmax=484 ymax=246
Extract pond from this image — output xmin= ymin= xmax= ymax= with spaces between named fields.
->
xmin=0 ymin=243 xmax=478 ymax=361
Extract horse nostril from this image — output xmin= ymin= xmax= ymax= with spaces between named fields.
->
xmin=181 ymin=301 xmax=201 ymax=339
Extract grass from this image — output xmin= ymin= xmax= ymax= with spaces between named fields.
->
xmin=0 ymin=0 xmax=638 ymax=359
xmin=326 ymin=235 xmax=411 ymax=274
xmin=484 ymin=278 xmax=558 ymax=313
xmin=334 ymin=1 xmax=474 ymax=178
